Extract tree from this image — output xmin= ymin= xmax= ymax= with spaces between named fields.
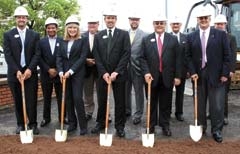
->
xmin=0 ymin=0 xmax=80 ymax=44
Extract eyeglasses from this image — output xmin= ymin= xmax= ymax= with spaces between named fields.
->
xmin=154 ymin=21 xmax=165 ymax=25
xmin=171 ymin=23 xmax=180 ymax=25
xmin=199 ymin=16 xmax=209 ymax=20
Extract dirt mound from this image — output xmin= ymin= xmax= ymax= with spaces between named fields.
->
xmin=0 ymin=135 xmax=239 ymax=154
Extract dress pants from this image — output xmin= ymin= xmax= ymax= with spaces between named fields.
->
xmin=125 ymin=67 xmax=144 ymax=118
xmin=96 ymin=78 xmax=126 ymax=130
xmin=198 ymin=68 xmax=225 ymax=133
xmin=83 ymin=71 xmax=98 ymax=116
xmin=150 ymin=73 xmax=173 ymax=128
xmin=41 ymin=76 xmax=62 ymax=121
xmin=8 ymin=72 xmax=38 ymax=127
xmin=174 ymin=77 xmax=186 ymax=116
xmin=66 ymin=75 xmax=87 ymax=130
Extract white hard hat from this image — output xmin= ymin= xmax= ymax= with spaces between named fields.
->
xmin=128 ymin=12 xmax=141 ymax=19
xmin=169 ymin=16 xmax=182 ymax=24
xmin=214 ymin=14 xmax=227 ymax=23
xmin=87 ymin=15 xmax=99 ymax=23
xmin=14 ymin=6 xmax=29 ymax=17
xmin=152 ymin=14 xmax=168 ymax=22
xmin=65 ymin=15 xmax=80 ymax=26
xmin=196 ymin=7 xmax=212 ymax=17
xmin=45 ymin=17 xmax=58 ymax=27
xmin=103 ymin=8 xmax=118 ymax=16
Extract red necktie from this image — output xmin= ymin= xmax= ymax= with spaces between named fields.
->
xmin=158 ymin=34 xmax=163 ymax=72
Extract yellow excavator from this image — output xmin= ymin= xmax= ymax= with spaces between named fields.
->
xmin=184 ymin=0 xmax=240 ymax=89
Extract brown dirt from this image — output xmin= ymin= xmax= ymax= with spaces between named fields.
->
xmin=0 ymin=135 xmax=240 ymax=154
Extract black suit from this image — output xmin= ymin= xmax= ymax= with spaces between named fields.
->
xmin=56 ymin=38 xmax=88 ymax=130
xmin=93 ymin=28 xmax=130 ymax=130
xmin=171 ymin=32 xmax=188 ymax=117
xmin=3 ymin=28 xmax=40 ymax=127
xmin=38 ymin=36 xmax=63 ymax=122
xmin=186 ymin=27 xmax=230 ymax=133
xmin=140 ymin=32 xmax=181 ymax=128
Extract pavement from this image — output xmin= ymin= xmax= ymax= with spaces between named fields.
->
xmin=0 ymin=79 xmax=240 ymax=141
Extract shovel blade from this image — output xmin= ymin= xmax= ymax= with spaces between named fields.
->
xmin=20 ymin=130 xmax=33 ymax=144
xmin=189 ymin=125 xmax=203 ymax=142
xmin=55 ymin=129 xmax=67 ymax=142
xmin=100 ymin=133 xmax=113 ymax=147
xmin=142 ymin=133 xmax=154 ymax=148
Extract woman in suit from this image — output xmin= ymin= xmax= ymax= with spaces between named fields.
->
xmin=56 ymin=15 xmax=88 ymax=135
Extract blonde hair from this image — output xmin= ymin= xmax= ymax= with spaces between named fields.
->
xmin=63 ymin=23 xmax=81 ymax=40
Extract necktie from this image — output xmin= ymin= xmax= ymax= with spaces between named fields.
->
xmin=107 ymin=29 xmax=112 ymax=56
xmin=130 ymin=31 xmax=135 ymax=44
xmin=158 ymin=34 xmax=163 ymax=72
xmin=201 ymin=31 xmax=206 ymax=68
xmin=20 ymin=31 xmax=26 ymax=67
xmin=89 ymin=34 xmax=94 ymax=51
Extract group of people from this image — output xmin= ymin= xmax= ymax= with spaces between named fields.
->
xmin=3 ymin=6 xmax=236 ymax=143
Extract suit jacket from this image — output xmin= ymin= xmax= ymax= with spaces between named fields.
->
xmin=93 ymin=28 xmax=131 ymax=82
xmin=3 ymin=28 xmax=40 ymax=82
xmin=82 ymin=31 xmax=98 ymax=78
xmin=129 ymin=28 xmax=147 ymax=76
xmin=38 ymin=36 xmax=62 ymax=81
xmin=56 ymin=37 xmax=88 ymax=78
xmin=186 ymin=27 xmax=230 ymax=87
xmin=140 ymin=32 xmax=182 ymax=88
xmin=171 ymin=32 xmax=188 ymax=78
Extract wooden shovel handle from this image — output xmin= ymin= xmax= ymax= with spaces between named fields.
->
xmin=20 ymin=79 xmax=28 ymax=130
xmin=146 ymin=79 xmax=152 ymax=130
xmin=105 ymin=81 xmax=111 ymax=130
xmin=193 ymin=77 xmax=198 ymax=122
xmin=60 ymin=78 xmax=66 ymax=130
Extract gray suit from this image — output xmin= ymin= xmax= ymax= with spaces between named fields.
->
xmin=126 ymin=28 xmax=147 ymax=119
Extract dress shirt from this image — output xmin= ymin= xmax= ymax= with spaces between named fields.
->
xmin=199 ymin=27 xmax=210 ymax=63
xmin=17 ymin=27 xmax=26 ymax=67
xmin=48 ymin=36 xmax=57 ymax=54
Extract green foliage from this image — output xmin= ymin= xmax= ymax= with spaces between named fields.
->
xmin=0 ymin=0 xmax=80 ymax=45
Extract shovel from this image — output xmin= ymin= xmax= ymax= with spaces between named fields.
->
xmin=55 ymin=78 xmax=67 ymax=142
xmin=20 ymin=79 xmax=33 ymax=144
xmin=190 ymin=77 xmax=203 ymax=142
xmin=142 ymin=79 xmax=154 ymax=148
xmin=100 ymin=81 xmax=112 ymax=147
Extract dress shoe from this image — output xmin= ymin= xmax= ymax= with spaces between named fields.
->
xmin=91 ymin=123 xmax=105 ymax=134
xmin=16 ymin=125 xmax=24 ymax=134
xmin=67 ymin=125 xmax=77 ymax=132
xmin=116 ymin=129 xmax=125 ymax=137
xmin=29 ymin=125 xmax=39 ymax=135
xmin=40 ymin=119 xmax=50 ymax=127
xmin=133 ymin=117 xmax=141 ymax=125
xmin=85 ymin=114 xmax=92 ymax=121
xmin=175 ymin=114 xmax=184 ymax=121
xmin=162 ymin=127 xmax=172 ymax=136
xmin=212 ymin=131 xmax=223 ymax=143
xmin=224 ymin=117 xmax=228 ymax=125
xmin=80 ymin=128 xmax=88 ymax=135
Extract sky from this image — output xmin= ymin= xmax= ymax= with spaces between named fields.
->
xmin=77 ymin=0 xmax=218 ymax=33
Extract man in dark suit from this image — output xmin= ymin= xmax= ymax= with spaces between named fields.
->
xmin=186 ymin=9 xmax=230 ymax=143
xmin=140 ymin=15 xmax=182 ymax=136
xmin=126 ymin=13 xmax=147 ymax=125
xmin=169 ymin=16 xmax=188 ymax=122
xmin=3 ymin=6 xmax=40 ymax=134
xmin=38 ymin=17 xmax=66 ymax=127
xmin=213 ymin=14 xmax=237 ymax=126
xmin=91 ymin=9 xmax=131 ymax=137
xmin=82 ymin=16 xmax=99 ymax=121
